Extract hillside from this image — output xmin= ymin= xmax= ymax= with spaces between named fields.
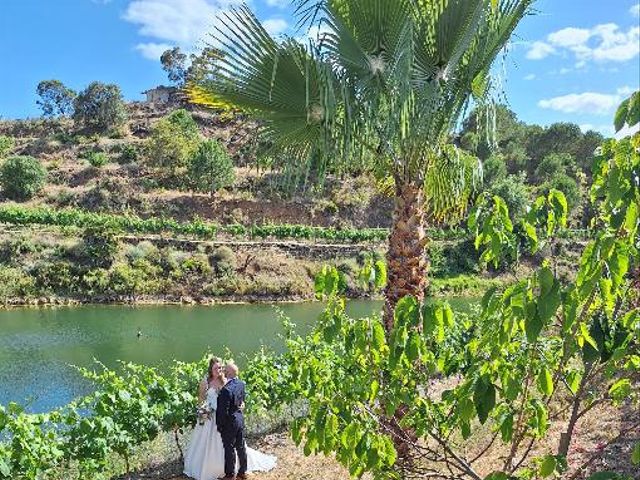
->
xmin=0 ymin=94 xmax=590 ymax=306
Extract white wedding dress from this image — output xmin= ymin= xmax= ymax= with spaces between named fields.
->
xmin=183 ymin=385 xmax=277 ymax=480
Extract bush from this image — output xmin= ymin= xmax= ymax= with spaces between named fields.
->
xmin=534 ymin=152 xmax=571 ymax=182
xmin=85 ymin=151 xmax=109 ymax=168
xmin=82 ymin=228 xmax=119 ymax=268
xmin=541 ymin=173 xmax=580 ymax=210
xmin=210 ymin=246 xmax=236 ymax=276
xmin=187 ymin=139 xmax=235 ymax=194
xmin=0 ymin=135 xmax=15 ymax=158
xmin=482 ymin=154 xmax=507 ymax=185
xmin=488 ymin=173 xmax=529 ymax=221
xmin=73 ymin=82 xmax=128 ymax=134
xmin=146 ymin=109 xmax=200 ymax=174
xmin=117 ymin=144 xmax=139 ymax=164
xmin=0 ymin=156 xmax=47 ymax=200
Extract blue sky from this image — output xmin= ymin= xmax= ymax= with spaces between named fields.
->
xmin=1 ymin=0 xmax=639 ymax=136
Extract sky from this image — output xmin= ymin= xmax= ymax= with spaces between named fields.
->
xmin=0 ymin=0 xmax=639 ymax=136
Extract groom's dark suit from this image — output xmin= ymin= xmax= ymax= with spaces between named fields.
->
xmin=216 ymin=377 xmax=248 ymax=477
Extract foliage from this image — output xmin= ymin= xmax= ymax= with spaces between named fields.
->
xmin=0 ymin=156 xmax=47 ymax=200
xmin=210 ymin=246 xmax=236 ymax=276
xmin=541 ymin=173 xmax=580 ymax=211
xmin=160 ymin=47 xmax=188 ymax=85
xmin=247 ymin=133 xmax=638 ymax=480
xmin=487 ymin=173 xmax=530 ymax=221
xmin=614 ymin=91 xmax=640 ymax=132
xmin=482 ymin=154 xmax=507 ymax=185
xmin=187 ymin=139 xmax=235 ymax=194
xmin=534 ymin=152 xmax=571 ymax=182
xmin=73 ymin=82 xmax=128 ymax=134
xmin=117 ymin=143 xmax=139 ymax=164
xmin=146 ymin=109 xmax=200 ymax=174
xmin=85 ymin=151 xmax=109 ymax=168
xmin=0 ymin=136 xmax=15 ymax=158
xmin=81 ymin=228 xmax=119 ymax=268
xmin=36 ymin=80 xmax=76 ymax=117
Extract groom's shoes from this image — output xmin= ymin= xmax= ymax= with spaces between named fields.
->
xmin=218 ymin=476 xmax=236 ymax=480
xmin=237 ymin=475 xmax=249 ymax=480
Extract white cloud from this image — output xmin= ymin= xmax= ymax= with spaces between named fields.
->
xmin=631 ymin=4 xmax=640 ymax=17
xmin=263 ymin=18 xmax=288 ymax=35
xmin=526 ymin=41 xmax=555 ymax=59
xmin=527 ymin=23 xmax=640 ymax=64
xmin=547 ymin=27 xmax=591 ymax=47
xmin=266 ymin=0 xmax=289 ymax=6
xmin=524 ymin=73 xmax=536 ymax=80
xmin=123 ymin=0 xmax=242 ymax=56
xmin=135 ymin=42 xmax=173 ymax=60
xmin=538 ymin=91 xmax=622 ymax=115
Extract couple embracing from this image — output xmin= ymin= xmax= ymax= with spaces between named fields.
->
xmin=184 ymin=357 xmax=276 ymax=480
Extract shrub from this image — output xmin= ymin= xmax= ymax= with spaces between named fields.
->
xmin=73 ymin=82 xmax=128 ymax=134
xmin=85 ymin=151 xmax=109 ymax=168
xmin=488 ymin=172 xmax=529 ymax=221
xmin=146 ymin=109 xmax=200 ymax=174
xmin=118 ymin=144 xmax=139 ymax=164
xmin=82 ymin=228 xmax=119 ymax=268
xmin=210 ymin=246 xmax=236 ymax=276
xmin=0 ymin=156 xmax=47 ymax=200
xmin=187 ymin=139 xmax=235 ymax=194
xmin=541 ymin=173 xmax=580 ymax=210
xmin=0 ymin=267 xmax=36 ymax=300
xmin=482 ymin=154 xmax=507 ymax=185
xmin=0 ymin=135 xmax=15 ymax=158
xmin=534 ymin=152 xmax=571 ymax=182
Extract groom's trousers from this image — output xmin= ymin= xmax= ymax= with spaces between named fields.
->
xmin=222 ymin=426 xmax=248 ymax=476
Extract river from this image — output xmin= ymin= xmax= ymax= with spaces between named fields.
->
xmin=0 ymin=298 xmax=475 ymax=412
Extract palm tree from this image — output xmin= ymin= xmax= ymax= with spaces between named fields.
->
xmin=189 ymin=0 xmax=534 ymax=329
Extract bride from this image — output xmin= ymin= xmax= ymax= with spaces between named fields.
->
xmin=184 ymin=357 xmax=277 ymax=480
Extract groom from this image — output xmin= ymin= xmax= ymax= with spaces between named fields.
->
xmin=216 ymin=361 xmax=248 ymax=480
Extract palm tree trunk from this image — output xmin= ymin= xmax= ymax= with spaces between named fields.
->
xmin=383 ymin=180 xmax=429 ymax=331
xmin=383 ymin=179 xmax=429 ymax=464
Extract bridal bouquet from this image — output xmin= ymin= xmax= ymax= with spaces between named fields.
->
xmin=196 ymin=403 xmax=213 ymax=425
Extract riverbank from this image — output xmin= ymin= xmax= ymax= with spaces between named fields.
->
xmin=0 ymin=224 xmax=520 ymax=308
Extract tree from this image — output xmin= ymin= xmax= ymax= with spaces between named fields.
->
xmin=160 ymin=47 xmax=188 ymax=85
xmin=187 ymin=47 xmax=223 ymax=83
xmin=146 ymin=109 xmax=200 ymax=174
xmin=36 ymin=80 xmax=76 ymax=117
xmin=188 ymin=0 xmax=533 ymax=333
xmin=73 ymin=82 xmax=128 ymax=133
xmin=526 ymin=122 xmax=583 ymax=167
xmin=0 ymin=156 xmax=47 ymax=200
xmin=488 ymin=172 xmax=530 ymax=221
xmin=542 ymin=172 xmax=580 ymax=211
xmin=482 ymin=153 xmax=507 ymax=185
xmin=534 ymin=152 xmax=571 ymax=182
xmin=187 ymin=139 xmax=235 ymax=195
xmin=575 ymin=130 xmax=604 ymax=172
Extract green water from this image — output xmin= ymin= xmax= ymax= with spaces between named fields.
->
xmin=0 ymin=298 xmax=475 ymax=412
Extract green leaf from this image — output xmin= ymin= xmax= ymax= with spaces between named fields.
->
xmin=614 ymin=98 xmax=630 ymax=132
xmin=474 ymin=375 xmax=496 ymax=424
xmin=609 ymin=379 xmax=631 ymax=402
xmin=539 ymin=455 xmax=557 ymax=477
xmin=632 ymin=442 xmax=640 ymax=465
xmin=484 ymin=473 xmax=509 ymax=480
xmin=537 ymin=367 xmax=554 ymax=397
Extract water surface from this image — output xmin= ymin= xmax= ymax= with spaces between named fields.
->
xmin=0 ymin=298 xmax=475 ymax=412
